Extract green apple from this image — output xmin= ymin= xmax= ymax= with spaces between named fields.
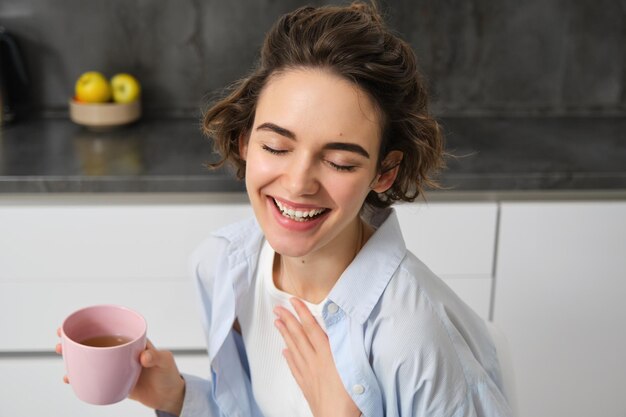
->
xmin=75 ymin=71 xmax=112 ymax=103
xmin=110 ymin=73 xmax=141 ymax=104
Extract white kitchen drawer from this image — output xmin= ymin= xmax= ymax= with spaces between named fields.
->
xmin=395 ymin=202 xmax=498 ymax=277
xmin=0 ymin=202 xmax=252 ymax=283
xmin=0 ymin=353 xmax=209 ymax=417
xmin=0 ymin=281 xmax=206 ymax=352
xmin=0 ymin=198 xmax=253 ymax=352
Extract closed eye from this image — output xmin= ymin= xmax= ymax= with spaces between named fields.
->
xmin=262 ymin=144 xmax=288 ymax=155
xmin=262 ymin=144 xmax=356 ymax=172
xmin=327 ymin=160 xmax=356 ymax=172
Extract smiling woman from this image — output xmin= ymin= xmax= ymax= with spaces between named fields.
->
xmin=240 ymin=69 xmax=389 ymax=266
xmin=112 ymin=3 xmax=513 ymax=417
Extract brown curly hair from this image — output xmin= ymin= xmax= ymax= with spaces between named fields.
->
xmin=203 ymin=1 xmax=446 ymax=208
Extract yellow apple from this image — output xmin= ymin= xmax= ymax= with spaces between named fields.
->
xmin=75 ymin=71 xmax=112 ymax=103
xmin=110 ymin=73 xmax=141 ymax=104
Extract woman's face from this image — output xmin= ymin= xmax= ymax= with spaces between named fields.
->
xmin=241 ymin=68 xmax=387 ymax=259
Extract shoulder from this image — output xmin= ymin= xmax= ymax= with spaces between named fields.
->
xmin=365 ymin=251 xmax=505 ymax=415
xmin=367 ymin=251 xmax=469 ymax=374
xmin=373 ymin=250 xmax=462 ymax=324
xmin=366 ymin=251 xmax=461 ymax=363
xmin=370 ymin=250 xmax=494 ymax=362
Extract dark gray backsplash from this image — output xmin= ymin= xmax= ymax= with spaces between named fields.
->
xmin=1 ymin=0 xmax=624 ymax=117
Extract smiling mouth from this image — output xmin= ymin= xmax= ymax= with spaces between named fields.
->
xmin=273 ymin=198 xmax=329 ymax=222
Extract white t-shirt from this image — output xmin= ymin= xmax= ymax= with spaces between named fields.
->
xmin=237 ymin=240 xmax=327 ymax=417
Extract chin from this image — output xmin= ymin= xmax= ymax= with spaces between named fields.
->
xmin=264 ymin=232 xmax=317 ymax=258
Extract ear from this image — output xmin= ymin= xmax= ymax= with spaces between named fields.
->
xmin=371 ymin=151 xmax=403 ymax=193
xmin=238 ymin=133 xmax=248 ymax=161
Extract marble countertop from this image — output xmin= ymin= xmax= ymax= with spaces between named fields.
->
xmin=1 ymin=116 xmax=625 ymax=194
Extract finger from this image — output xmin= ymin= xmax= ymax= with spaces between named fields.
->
xmin=275 ymin=317 xmax=314 ymax=379
xmin=140 ymin=349 xmax=154 ymax=367
xmin=63 ymin=375 xmax=69 ymax=384
xmin=55 ymin=343 xmax=62 ymax=355
xmin=57 ymin=327 xmax=61 ymax=338
xmin=140 ymin=340 xmax=175 ymax=370
xmin=140 ymin=339 xmax=157 ymax=367
xmin=274 ymin=306 xmax=316 ymax=357
xmin=274 ymin=318 xmax=306 ymax=363
xmin=290 ymin=298 xmax=329 ymax=348
xmin=282 ymin=348 xmax=305 ymax=389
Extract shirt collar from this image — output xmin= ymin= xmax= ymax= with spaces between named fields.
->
xmin=210 ymin=216 xmax=265 ymax=335
xmin=328 ymin=207 xmax=407 ymax=324
xmin=212 ymin=216 xmax=264 ymax=259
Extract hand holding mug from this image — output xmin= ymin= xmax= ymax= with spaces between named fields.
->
xmin=128 ymin=339 xmax=185 ymax=415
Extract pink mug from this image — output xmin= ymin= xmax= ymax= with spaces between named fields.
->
xmin=61 ymin=304 xmax=147 ymax=405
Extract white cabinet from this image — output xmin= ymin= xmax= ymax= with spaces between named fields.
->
xmin=0 ymin=194 xmax=254 ymax=352
xmin=493 ymin=201 xmax=626 ymax=417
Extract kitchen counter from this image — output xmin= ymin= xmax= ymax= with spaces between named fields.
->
xmin=1 ymin=116 xmax=625 ymax=195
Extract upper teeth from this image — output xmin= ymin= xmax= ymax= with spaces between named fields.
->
xmin=274 ymin=199 xmax=327 ymax=219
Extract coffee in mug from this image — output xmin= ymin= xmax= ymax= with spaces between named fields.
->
xmin=80 ymin=335 xmax=133 ymax=347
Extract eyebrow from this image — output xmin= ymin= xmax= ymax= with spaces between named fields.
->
xmin=256 ymin=122 xmax=370 ymax=159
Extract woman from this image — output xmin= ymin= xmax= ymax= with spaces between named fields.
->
xmin=60 ymin=3 xmax=512 ymax=416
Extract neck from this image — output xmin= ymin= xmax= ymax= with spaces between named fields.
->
xmin=274 ymin=218 xmax=373 ymax=304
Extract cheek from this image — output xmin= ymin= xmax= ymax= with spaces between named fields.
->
xmin=244 ymin=151 xmax=287 ymax=194
xmin=326 ymin=174 xmax=372 ymax=207
xmin=246 ymin=152 xmax=274 ymax=178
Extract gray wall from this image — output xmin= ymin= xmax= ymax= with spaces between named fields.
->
xmin=1 ymin=0 xmax=624 ymax=117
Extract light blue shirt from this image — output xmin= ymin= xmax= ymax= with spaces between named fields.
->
xmin=176 ymin=208 xmax=512 ymax=417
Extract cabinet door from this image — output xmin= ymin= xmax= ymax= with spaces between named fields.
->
xmin=395 ymin=202 xmax=498 ymax=318
xmin=493 ymin=201 xmax=626 ymax=417
xmin=0 ymin=353 xmax=209 ymax=417
xmin=0 ymin=198 xmax=253 ymax=351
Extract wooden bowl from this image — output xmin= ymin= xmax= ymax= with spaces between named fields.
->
xmin=69 ymin=99 xmax=141 ymax=130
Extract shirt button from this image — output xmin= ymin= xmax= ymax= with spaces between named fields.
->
xmin=327 ymin=302 xmax=339 ymax=314
xmin=352 ymin=384 xmax=365 ymax=395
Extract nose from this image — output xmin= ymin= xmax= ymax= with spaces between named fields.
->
xmin=281 ymin=154 xmax=319 ymax=196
